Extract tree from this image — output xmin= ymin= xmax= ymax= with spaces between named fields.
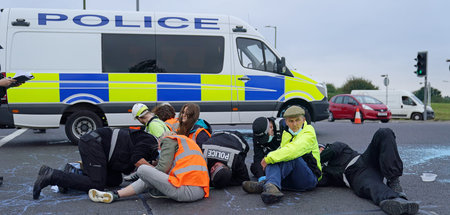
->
xmin=413 ymin=87 xmax=446 ymax=103
xmin=326 ymin=83 xmax=341 ymax=99
xmin=338 ymin=76 xmax=379 ymax=94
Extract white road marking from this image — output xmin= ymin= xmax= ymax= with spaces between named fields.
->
xmin=0 ymin=129 xmax=29 ymax=147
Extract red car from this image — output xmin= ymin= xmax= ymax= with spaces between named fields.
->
xmin=328 ymin=94 xmax=391 ymax=123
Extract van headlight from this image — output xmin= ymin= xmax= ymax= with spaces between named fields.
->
xmin=316 ymin=82 xmax=327 ymax=98
xmin=362 ymin=104 xmax=373 ymax=110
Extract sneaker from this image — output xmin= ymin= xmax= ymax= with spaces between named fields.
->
xmin=379 ymin=197 xmax=419 ymax=215
xmin=261 ymin=183 xmax=284 ymax=204
xmin=242 ymin=181 xmax=264 ymax=194
xmin=387 ymin=177 xmax=403 ymax=193
xmin=148 ymin=188 xmax=169 ymax=199
xmin=123 ymin=172 xmax=140 ymax=182
xmin=89 ymin=189 xmax=115 ymax=203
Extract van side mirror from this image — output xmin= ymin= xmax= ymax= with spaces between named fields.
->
xmin=277 ymin=57 xmax=286 ymax=74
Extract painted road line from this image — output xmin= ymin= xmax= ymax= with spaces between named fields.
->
xmin=0 ymin=129 xmax=28 ymax=147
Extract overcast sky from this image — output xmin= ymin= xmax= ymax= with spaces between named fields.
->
xmin=2 ymin=0 xmax=450 ymax=96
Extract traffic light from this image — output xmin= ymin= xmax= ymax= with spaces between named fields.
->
xmin=414 ymin=51 xmax=427 ymax=77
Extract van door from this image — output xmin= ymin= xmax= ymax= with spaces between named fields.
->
xmin=233 ymin=37 xmax=284 ymax=123
xmin=400 ymin=96 xmax=417 ymax=118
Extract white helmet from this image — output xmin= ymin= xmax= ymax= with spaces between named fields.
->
xmin=131 ymin=103 xmax=149 ymax=119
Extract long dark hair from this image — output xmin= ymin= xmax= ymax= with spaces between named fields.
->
xmin=177 ymin=103 xmax=200 ymax=136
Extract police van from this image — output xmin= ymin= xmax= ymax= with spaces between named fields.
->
xmin=0 ymin=8 xmax=329 ymax=143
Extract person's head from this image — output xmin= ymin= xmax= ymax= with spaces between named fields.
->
xmin=283 ymin=106 xmax=306 ymax=134
xmin=177 ymin=103 xmax=200 ymax=136
xmin=252 ymin=117 xmax=274 ymax=143
xmin=153 ymin=103 xmax=176 ymax=122
xmin=210 ymin=162 xmax=232 ymax=189
xmin=132 ymin=103 xmax=153 ymax=124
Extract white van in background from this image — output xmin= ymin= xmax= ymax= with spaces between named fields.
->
xmin=351 ymin=90 xmax=434 ymax=120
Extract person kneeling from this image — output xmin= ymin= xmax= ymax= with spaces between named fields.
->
xmin=89 ymin=133 xmax=209 ymax=203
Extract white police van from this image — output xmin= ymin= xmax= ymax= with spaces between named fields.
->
xmin=0 ymin=8 xmax=329 ymax=143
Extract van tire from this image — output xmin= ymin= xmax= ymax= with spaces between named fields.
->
xmin=65 ymin=110 xmax=103 ymax=144
xmin=279 ymin=104 xmax=311 ymax=124
xmin=411 ymin=113 xmax=423 ymax=121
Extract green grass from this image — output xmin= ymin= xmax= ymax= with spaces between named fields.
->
xmin=431 ymin=103 xmax=450 ymax=121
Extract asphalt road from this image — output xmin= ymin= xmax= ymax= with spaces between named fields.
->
xmin=0 ymin=120 xmax=449 ymax=215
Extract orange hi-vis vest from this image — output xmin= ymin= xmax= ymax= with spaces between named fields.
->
xmin=189 ymin=127 xmax=211 ymax=142
xmin=165 ymin=118 xmax=180 ymax=132
xmin=166 ymin=135 xmax=210 ymax=197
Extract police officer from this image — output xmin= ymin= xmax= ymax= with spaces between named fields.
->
xmin=250 ymin=117 xmax=286 ymax=180
xmin=319 ymin=128 xmax=419 ymax=215
xmin=33 ymin=128 xmax=159 ymax=199
xmin=202 ymin=131 xmax=250 ymax=188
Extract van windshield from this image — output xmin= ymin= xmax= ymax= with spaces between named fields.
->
xmin=410 ymin=94 xmax=424 ymax=105
xmin=353 ymin=95 xmax=383 ymax=104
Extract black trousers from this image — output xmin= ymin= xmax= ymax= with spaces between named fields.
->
xmin=50 ymin=137 xmax=122 ymax=192
xmin=346 ymin=128 xmax=403 ymax=205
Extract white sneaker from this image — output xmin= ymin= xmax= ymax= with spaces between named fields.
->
xmin=89 ymin=189 xmax=114 ymax=203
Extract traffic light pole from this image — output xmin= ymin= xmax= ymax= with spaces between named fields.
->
xmin=423 ymin=75 xmax=428 ymax=120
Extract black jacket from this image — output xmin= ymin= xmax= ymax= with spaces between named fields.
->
xmin=80 ymin=128 xmax=159 ymax=175
xmin=202 ymin=130 xmax=250 ymax=186
xmin=319 ymin=141 xmax=359 ymax=187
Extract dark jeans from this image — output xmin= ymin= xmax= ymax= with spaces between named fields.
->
xmin=265 ymin=157 xmax=317 ymax=191
xmin=347 ymin=128 xmax=403 ymax=205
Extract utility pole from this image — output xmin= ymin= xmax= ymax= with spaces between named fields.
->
xmin=136 ymin=0 xmax=140 ymax=11
xmin=381 ymin=74 xmax=389 ymax=105
xmin=83 ymin=0 xmax=86 ymax=10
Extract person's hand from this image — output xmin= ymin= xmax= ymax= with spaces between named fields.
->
xmin=0 ymin=77 xmax=16 ymax=87
xmin=135 ymin=158 xmax=152 ymax=167
xmin=260 ymin=158 xmax=268 ymax=171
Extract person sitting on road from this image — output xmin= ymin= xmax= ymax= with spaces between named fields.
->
xmin=153 ymin=103 xmax=179 ymax=132
xmin=89 ymin=132 xmax=210 ymax=203
xmin=242 ymin=106 xmax=322 ymax=204
xmin=177 ymin=103 xmax=211 ymax=148
xmin=318 ymin=128 xmax=419 ymax=215
xmin=250 ymin=117 xmax=286 ymax=181
xmin=202 ymin=131 xmax=250 ymax=188
xmin=132 ymin=103 xmax=169 ymax=138
xmin=32 ymin=128 xmax=159 ymax=199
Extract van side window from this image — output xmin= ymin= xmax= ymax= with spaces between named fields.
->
xmin=402 ymin=96 xmax=416 ymax=105
xmin=237 ymin=38 xmax=289 ymax=75
xmin=102 ymin=34 xmax=224 ymax=74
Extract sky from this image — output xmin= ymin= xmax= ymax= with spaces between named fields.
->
xmin=2 ymin=0 xmax=450 ymax=97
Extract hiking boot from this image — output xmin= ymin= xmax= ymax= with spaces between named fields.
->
xmin=89 ymin=189 xmax=118 ymax=203
xmin=379 ymin=197 xmax=419 ymax=215
xmin=242 ymin=181 xmax=264 ymax=194
xmin=261 ymin=183 xmax=284 ymax=204
xmin=148 ymin=188 xmax=169 ymax=199
xmin=387 ymin=177 xmax=403 ymax=193
xmin=33 ymin=165 xmax=54 ymax=200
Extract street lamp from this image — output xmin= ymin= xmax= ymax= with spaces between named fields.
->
xmin=265 ymin=25 xmax=277 ymax=49
xmin=381 ymin=74 xmax=389 ymax=105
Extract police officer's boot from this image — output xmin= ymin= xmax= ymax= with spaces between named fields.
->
xmin=33 ymin=165 xmax=54 ymax=199
xmin=387 ymin=177 xmax=407 ymax=199
xmin=242 ymin=180 xmax=264 ymax=194
xmin=260 ymin=183 xmax=284 ymax=204
xmin=379 ymin=197 xmax=419 ymax=215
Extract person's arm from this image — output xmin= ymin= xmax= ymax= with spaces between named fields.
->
xmin=229 ymin=154 xmax=250 ymax=186
xmin=194 ymin=130 xmax=210 ymax=149
xmin=320 ymin=142 xmax=348 ymax=164
xmin=265 ymin=124 xmax=317 ymax=164
xmin=154 ymin=138 xmax=178 ymax=173
xmin=148 ymin=120 xmax=167 ymax=138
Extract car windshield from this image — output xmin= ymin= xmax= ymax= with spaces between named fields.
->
xmin=353 ymin=95 xmax=383 ymax=104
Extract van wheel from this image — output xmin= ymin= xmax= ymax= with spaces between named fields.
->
xmin=279 ymin=104 xmax=311 ymax=124
xmin=411 ymin=113 xmax=423 ymax=120
xmin=328 ymin=112 xmax=335 ymax=122
xmin=65 ymin=110 xmax=103 ymax=144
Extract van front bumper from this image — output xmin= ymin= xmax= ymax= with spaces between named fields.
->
xmin=311 ymin=98 xmax=329 ymax=122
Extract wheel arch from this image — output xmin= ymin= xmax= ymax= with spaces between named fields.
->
xmin=60 ymin=103 xmax=107 ymax=126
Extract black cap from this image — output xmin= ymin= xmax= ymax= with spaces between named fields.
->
xmin=211 ymin=165 xmax=232 ymax=188
xmin=252 ymin=117 xmax=270 ymax=144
